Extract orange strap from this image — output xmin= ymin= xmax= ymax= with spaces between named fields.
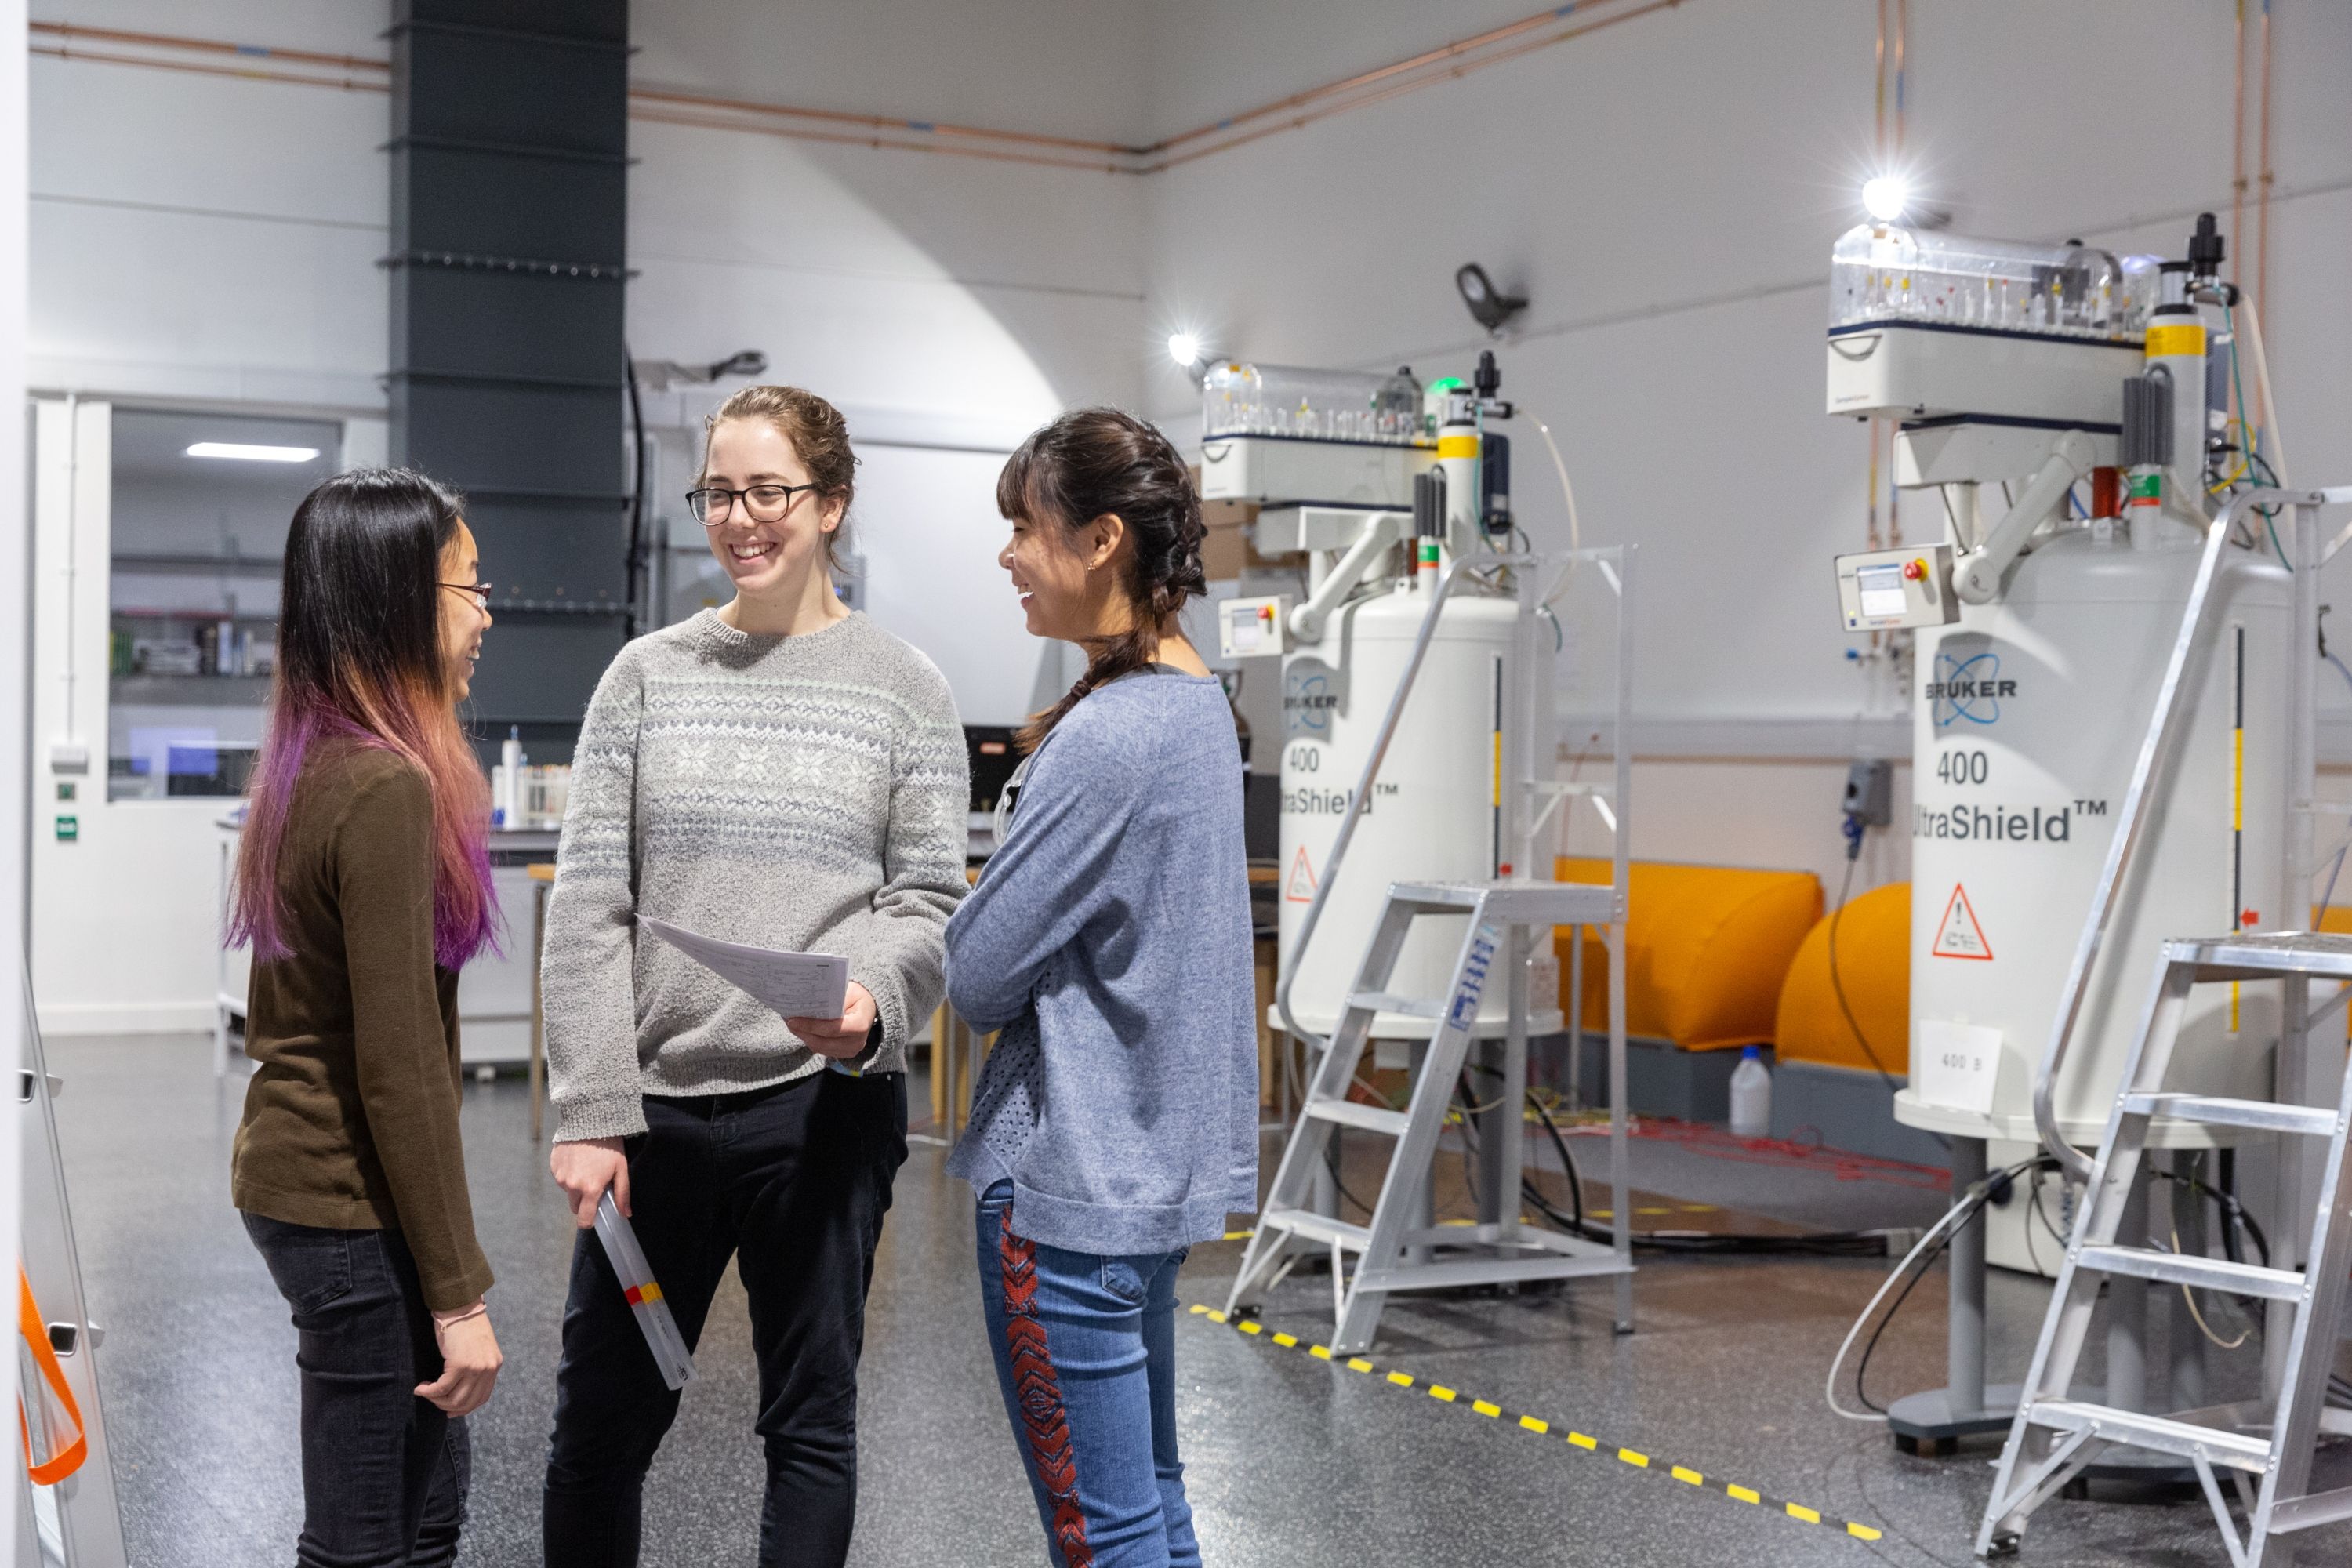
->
xmin=18 ymin=1269 xmax=86 ymax=1486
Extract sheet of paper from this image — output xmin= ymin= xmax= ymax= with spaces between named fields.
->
xmin=637 ymin=916 xmax=850 ymax=1021
xmin=1915 ymin=1019 xmax=2002 ymax=1116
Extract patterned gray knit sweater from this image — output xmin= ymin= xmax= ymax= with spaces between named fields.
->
xmin=543 ymin=609 xmax=969 ymax=1142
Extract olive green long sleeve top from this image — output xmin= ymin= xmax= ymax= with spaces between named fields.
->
xmin=230 ymin=738 xmax=494 ymax=1312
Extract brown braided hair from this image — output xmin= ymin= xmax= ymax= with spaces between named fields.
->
xmin=1000 ymin=408 xmax=1207 ymax=752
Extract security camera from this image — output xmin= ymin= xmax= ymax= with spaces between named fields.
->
xmin=1456 ymin=263 xmax=1527 ymax=336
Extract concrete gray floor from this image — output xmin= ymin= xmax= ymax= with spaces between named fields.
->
xmin=43 ymin=1032 xmax=2347 ymax=1566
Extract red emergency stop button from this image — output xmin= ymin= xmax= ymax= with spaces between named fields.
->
xmin=1903 ymin=557 xmax=1926 ymax=581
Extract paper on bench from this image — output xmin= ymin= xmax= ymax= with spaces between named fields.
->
xmin=637 ymin=916 xmax=851 ymax=1020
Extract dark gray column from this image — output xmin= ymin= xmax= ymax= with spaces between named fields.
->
xmin=389 ymin=0 xmax=631 ymax=755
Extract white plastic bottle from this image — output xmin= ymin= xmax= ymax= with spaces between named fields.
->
xmin=1729 ymin=1046 xmax=1773 ymax=1139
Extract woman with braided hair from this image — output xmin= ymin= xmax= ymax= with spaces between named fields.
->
xmin=946 ymin=408 xmax=1258 ymax=1566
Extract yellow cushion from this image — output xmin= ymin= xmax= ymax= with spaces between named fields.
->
xmin=1555 ymin=858 xmax=1824 ymax=1051
xmin=1774 ymin=882 xmax=1911 ymax=1076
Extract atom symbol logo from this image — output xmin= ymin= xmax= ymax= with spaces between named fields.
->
xmin=1934 ymin=650 xmax=2003 ymax=728
xmin=1287 ymin=670 xmax=1334 ymax=737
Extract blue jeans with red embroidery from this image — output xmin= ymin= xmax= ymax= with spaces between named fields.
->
xmin=974 ymin=1182 xmax=1199 ymax=1568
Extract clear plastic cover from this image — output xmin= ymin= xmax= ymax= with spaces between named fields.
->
xmin=1830 ymin=224 xmax=2145 ymax=340
xmin=1201 ymin=362 xmax=1424 ymax=445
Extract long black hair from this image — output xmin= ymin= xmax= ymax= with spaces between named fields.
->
xmin=230 ymin=468 xmax=499 ymax=967
xmin=999 ymin=408 xmax=1207 ymax=751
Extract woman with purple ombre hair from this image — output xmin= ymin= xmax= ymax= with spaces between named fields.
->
xmin=228 ymin=466 xmax=503 ymax=1568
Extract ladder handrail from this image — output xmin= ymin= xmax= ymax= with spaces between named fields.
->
xmin=2031 ymin=488 xmax=2340 ymax=1182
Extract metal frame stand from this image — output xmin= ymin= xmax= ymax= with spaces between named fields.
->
xmin=1247 ymin=543 xmax=1636 ymax=1351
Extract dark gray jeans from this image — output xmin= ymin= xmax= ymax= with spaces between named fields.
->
xmin=243 ymin=1212 xmax=470 ymax=1567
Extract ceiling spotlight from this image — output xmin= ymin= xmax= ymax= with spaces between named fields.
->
xmin=1455 ymin=263 xmax=1527 ymax=336
xmin=186 ymin=442 xmax=320 ymax=463
xmin=1861 ymin=175 xmax=1910 ymax=223
xmin=1167 ymin=332 xmax=1203 ymax=369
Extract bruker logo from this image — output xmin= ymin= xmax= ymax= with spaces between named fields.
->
xmin=1927 ymin=650 xmax=2016 ymax=728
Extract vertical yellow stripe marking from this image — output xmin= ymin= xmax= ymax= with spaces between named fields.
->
xmin=2234 ymin=727 xmax=2244 ymax=831
xmin=2232 ymin=721 xmax=2245 ymax=1031
xmin=1492 ymin=729 xmax=1502 ymax=808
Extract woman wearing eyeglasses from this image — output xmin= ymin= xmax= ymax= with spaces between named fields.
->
xmin=230 ymin=468 xmax=501 ymax=1566
xmin=540 ymin=384 xmax=969 ymax=1567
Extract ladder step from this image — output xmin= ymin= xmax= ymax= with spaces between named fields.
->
xmin=1389 ymin=879 xmax=1616 ymax=923
xmin=2269 ymin=1483 xmax=2352 ymax=1534
xmin=1259 ymin=1207 xmax=1371 ymax=1252
xmin=2169 ymin=930 xmax=2352 ymax=978
xmin=2025 ymin=1399 xmax=2275 ymax=1471
xmin=1346 ymin=991 xmax=1445 ymax=1020
xmin=1358 ymin=1250 xmax=1633 ymax=1293
xmin=2074 ymin=1244 xmax=2306 ymax=1301
xmin=2119 ymin=1092 xmax=2339 ymax=1138
xmin=1304 ymin=1099 xmax=1410 ymax=1136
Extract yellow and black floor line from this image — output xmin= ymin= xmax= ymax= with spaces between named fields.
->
xmin=1185 ymin=1305 xmax=1882 ymax=1544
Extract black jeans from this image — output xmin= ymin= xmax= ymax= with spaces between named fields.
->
xmin=543 ymin=1069 xmax=907 ymax=1567
xmin=243 ymin=1212 xmax=470 ymax=1568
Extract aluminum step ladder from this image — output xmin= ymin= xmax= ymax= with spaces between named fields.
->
xmin=1225 ymin=878 xmax=1632 ymax=1355
xmin=1978 ymin=931 xmax=2352 ymax=1565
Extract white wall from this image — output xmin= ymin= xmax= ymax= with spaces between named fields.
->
xmin=24 ymin=0 xmax=1152 ymax=1023
xmin=1142 ymin=0 xmax=2352 ymax=891
xmin=28 ymin=0 xmax=2352 ymax=1023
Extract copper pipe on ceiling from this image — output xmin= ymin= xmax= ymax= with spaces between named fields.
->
xmin=29 ymin=42 xmax=386 ymax=94
xmin=1143 ymin=0 xmax=1684 ymax=173
xmin=30 ymin=4 xmax=1690 ymax=177
xmin=28 ymin=20 xmax=385 ymax=74
xmin=630 ymin=107 xmax=1135 ymax=176
xmin=628 ymin=85 xmax=1139 ymax=159
xmin=2253 ymin=0 xmax=2274 ymax=381
xmin=2230 ymin=2 xmax=2246 ymax=305
xmin=1145 ymin=0 xmax=1650 ymax=155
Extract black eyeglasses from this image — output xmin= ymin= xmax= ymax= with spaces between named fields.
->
xmin=687 ymin=483 xmax=819 ymax=526
xmin=438 ymin=581 xmax=493 ymax=609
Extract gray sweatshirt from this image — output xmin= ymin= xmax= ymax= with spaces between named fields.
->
xmin=543 ymin=609 xmax=969 ymax=1142
xmin=945 ymin=669 xmax=1258 ymax=1254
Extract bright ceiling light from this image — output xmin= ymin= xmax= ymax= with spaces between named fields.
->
xmin=1861 ymin=175 xmax=1909 ymax=223
xmin=187 ymin=442 xmax=321 ymax=463
xmin=1167 ymin=332 xmax=1203 ymax=369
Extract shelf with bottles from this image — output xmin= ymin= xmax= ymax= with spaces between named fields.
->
xmin=109 ymin=612 xmax=277 ymax=684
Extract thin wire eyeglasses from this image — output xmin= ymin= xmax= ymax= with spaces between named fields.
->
xmin=439 ymin=581 xmax=493 ymax=609
xmin=686 ymin=482 xmax=818 ymax=527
